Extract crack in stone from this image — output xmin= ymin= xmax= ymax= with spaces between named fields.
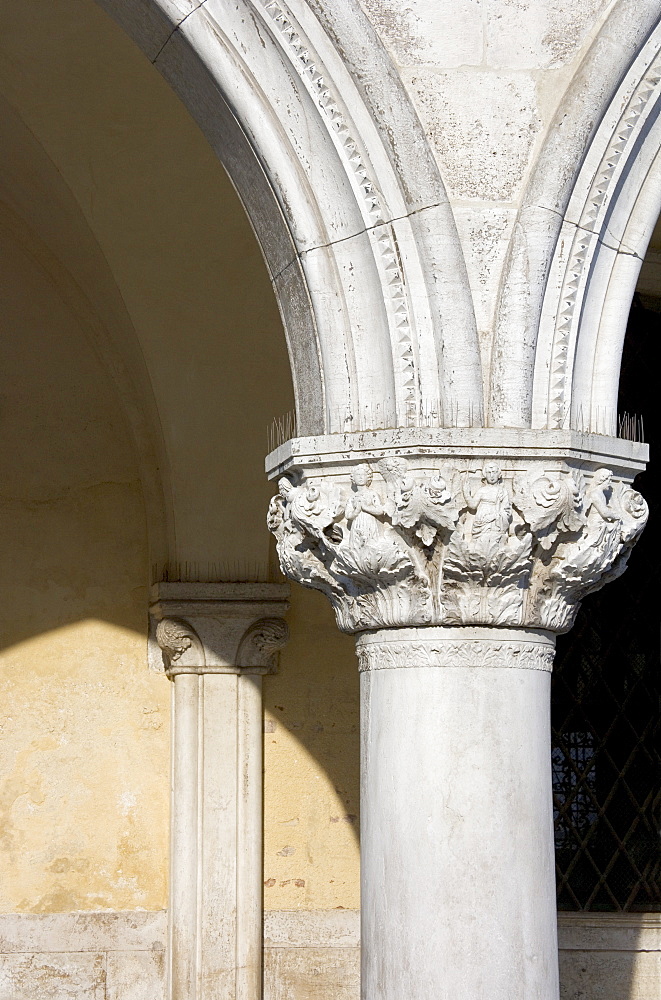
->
xmin=268 ymin=201 xmax=446 ymax=282
xmin=538 ymin=204 xmax=642 ymax=259
xmin=269 ymin=257 xmax=300 ymax=284
xmin=151 ymin=0 xmax=211 ymax=65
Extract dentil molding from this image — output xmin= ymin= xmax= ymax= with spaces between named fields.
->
xmin=266 ymin=431 xmax=647 ymax=634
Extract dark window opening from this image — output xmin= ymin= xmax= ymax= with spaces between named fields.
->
xmin=552 ymin=295 xmax=661 ymax=911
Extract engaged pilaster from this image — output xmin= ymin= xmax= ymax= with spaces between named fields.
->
xmin=266 ymin=428 xmax=647 ymax=1000
xmin=149 ymin=583 xmax=289 ymax=1000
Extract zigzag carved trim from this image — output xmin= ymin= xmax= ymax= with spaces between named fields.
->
xmin=548 ymin=43 xmax=661 ymax=429
xmin=259 ymin=0 xmax=417 ymax=412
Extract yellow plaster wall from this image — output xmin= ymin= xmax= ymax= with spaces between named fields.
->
xmin=264 ymin=588 xmax=360 ymax=911
xmin=0 ymin=0 xmax=361 ymax=916
xmin=0 ymin=226 xmax=168 ymax=913
xmin=0 ymin=0 xmax=294 ymax=573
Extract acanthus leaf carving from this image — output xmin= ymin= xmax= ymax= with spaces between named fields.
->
xmin=528 ymin=468 xmax=648 ymax=631
xmin=155 ymin=617 xmax=205 ymax=671
xmin=237 ymin=617 xmax=290 ymax=670
xmin=268 ymin=457 xmax=648 ymax=634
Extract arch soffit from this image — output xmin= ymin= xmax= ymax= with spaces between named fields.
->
xmin=490 ymin=0 xmax=661 ymax=430
xmin=96 ymin=0 xmax=483 ymax=433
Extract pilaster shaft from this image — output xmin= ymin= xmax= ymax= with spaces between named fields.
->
xmin=149 ymin=583 xmax=289 ymax=1000
xmin=266 ymin=429 xmax=648 ymax=1000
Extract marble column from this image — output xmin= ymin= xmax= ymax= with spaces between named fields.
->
xmin=149 ymin=583 xmax=289 ymax=1000
xmin=266 ymin=428 xmax=648 ymax=1000
xmin=358 ymin=625 xmax=557 ymax=999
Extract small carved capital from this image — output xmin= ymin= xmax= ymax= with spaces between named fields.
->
xmin=237 ymin=617 xmax=290 ymax=670
xmin=156 ymin=617 xmax=205 ymax=672
xmin=149 ymin=582 xmax=290 ymax=674
xmin=267 ymin=450 xmax=647 ymax=634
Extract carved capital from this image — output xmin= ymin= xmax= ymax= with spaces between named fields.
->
xmin=149 ymin=582 xmax=290 ymax=674
xmin=156 ymin=617 xmax=205 ymax=672
xmin=237 ymin=618 xmax=290 ymax=670
xmin=266 ymin=431 xmax=648 ymax=634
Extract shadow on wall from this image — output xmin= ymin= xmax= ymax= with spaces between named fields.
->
xmin=0 ymin=218 xmax=360 ymax=911
xmin=0 ymin=5 xmax=362 ymax=914
xmin=263 ymin=586 xmax=361 ymax=912
xmin=558 ymin=918 xmax=656 ymax=1000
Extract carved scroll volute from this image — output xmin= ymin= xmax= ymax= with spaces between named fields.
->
xmin=156 ymin=618 xmax=205 ymax=673
xmin=237 ymin=618 xmax=290 ymax=671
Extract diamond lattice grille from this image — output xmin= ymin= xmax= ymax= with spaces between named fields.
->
xmin=551 ymin=296 xmax=660 ymax=911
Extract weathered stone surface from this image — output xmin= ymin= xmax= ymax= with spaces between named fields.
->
xmin=264 ymin=909 xmax=360 ymax=949
xmin=0 ymin=912 xmax=166 ymax=1000
xmin=264 ymin=947 xmax=360 ymax=1000
xmin=484 ymin=0 xmax=612 ymax=69
xmin=0 ymin=911 xmax=166 ymax=954
xmin=557 ymin=913 xmax=661 ymax=1000
xmin=453 ymin=205 xmax=517 ymax=348
xmin=0 ymin=910 xmax=657 ymax=1000
xmin=0 ymin=952 xmax=106 ymax=1000
xmin=403 ymin=69 xmax=542 ymax=201
xmin=557 ymin=912 xmax=661 ymax=953
xmin=264 ymin=910 xmax=360 ymax=1000
xmin=559 ymin=950 xmax=661 ymax=1000
xmin=358 ymin=0 xmax=483 ymax=68
xmin=106 ymin=950 xmax=166 ymax=1000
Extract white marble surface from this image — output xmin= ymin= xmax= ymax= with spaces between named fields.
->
xmin=360 ymin=628 xmax=559 ymax=1000
xmin=150 ymin=583 xmax=289 ymax=1000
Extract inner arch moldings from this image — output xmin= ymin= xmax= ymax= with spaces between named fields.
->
xmin=97 ymin=0 xmax=483 ymax=432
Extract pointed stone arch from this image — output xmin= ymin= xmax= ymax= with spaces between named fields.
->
xmin=536 ymin=22 xmax=661 ymax=433
xmin=490 ymin=0 xmax=661 ymax=429
xmin=97 ymin=0 xmax=483 ymax=432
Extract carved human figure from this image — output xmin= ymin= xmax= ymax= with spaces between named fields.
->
xmin=464 ymin=463 xmax=512 ymax=542
xmin=426 ymin=471 xmax=452 ymax=506
xmin=344 ymin=464 xmax=384 ymax=543
xmin=267 ymin=456 xmax=647 ymax=633
xmin=586 ymin=467 xmax=621 ymax=524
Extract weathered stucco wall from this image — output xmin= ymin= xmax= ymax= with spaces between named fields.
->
xmin=0 ymin=222 xmax=167 ymax=913
xmin=264 ymin=588 xmax=359 ymax=911
xmin=0 ymin=0 xmax=360 ymax=920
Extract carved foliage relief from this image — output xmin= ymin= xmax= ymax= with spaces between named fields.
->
xmin=268 ymin=459 xmax=647 ymax=633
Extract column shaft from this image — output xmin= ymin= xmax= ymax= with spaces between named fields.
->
xmin=236 ymin=672 xmax=264 ymax=1000
xmin=169 ymin=674 xmax=201 ymax=1000
xmin=169 ymin=669 xmax=261 ymax=1000
xmin=358 ymin=628 xmax=559 ymax=1000
xmin=267 ymin=446 xmax=647 ymax=1000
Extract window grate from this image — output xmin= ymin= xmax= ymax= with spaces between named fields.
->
xmin=551 ymin=296 xmax=661 ymax=911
